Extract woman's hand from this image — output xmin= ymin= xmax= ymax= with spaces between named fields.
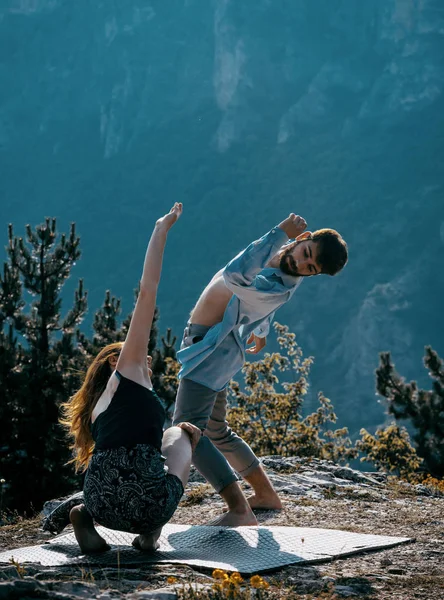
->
xmin=176 ymin=421 xmax=202 ymax=452
xmin=116 ymin=203 xmax=182 ymax=378
xmin=156 ymin=202 xmax=183 ymax=232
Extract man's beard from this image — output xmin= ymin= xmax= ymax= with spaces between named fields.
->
xmin=280 ymin=248 xmax=298 ymax=275
xmin=279 ymin=242 xmax=307 ymax=277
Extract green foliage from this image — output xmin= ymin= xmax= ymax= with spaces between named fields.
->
xmin=0 ymin=219 xmax=87 ymax=514
xmin=0 ymin=219 xmax=179 ymax=516
xmin=356 ymin=423 xmax=422 ymax=478
xmin=228 ymin=323 xmax=357 ymax=463
xmin=375 ymin=348 xmax=444 ymax=477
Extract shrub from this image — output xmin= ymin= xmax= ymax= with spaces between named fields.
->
xmin=227 ymin=323 xmax=357 ymax=463
xmin=356 ymin=423 xmax=422 ymax=478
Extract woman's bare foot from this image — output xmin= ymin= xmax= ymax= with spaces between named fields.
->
xmin=207 ymin=506 xmax=258 ymax=527
xmin=132 ymin=527 xmax=162 ymax=551
xmin=69 ymin=505 xmax=110 ymax=554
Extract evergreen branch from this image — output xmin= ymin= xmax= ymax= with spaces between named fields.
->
xmin=62 ymin=280 xmax=88 ymax=332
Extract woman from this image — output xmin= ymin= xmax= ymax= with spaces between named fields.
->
xmin=59 ymin=202 xmax=201 ymax=553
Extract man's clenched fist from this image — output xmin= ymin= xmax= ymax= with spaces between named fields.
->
xmin=278 ymin=213 xmax=307 ymax=239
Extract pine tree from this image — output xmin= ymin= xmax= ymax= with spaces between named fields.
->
xmin=0 ymin=219 xmax=87 ymax=514
xmin=375 ymin=347 xmax=444 ymax=477
xmin=0 ymin=261 xmax=25 ymax=516
xmin=77 ymin=290 xmax=127 ymax=357
xmin=150 ymin=316 xmax=178 ymax=413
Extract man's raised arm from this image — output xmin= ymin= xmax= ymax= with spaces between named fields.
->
xmin=223 ymin=213 xmax=307 ymax=293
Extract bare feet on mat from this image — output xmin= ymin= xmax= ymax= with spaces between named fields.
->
xmin=206 ymin=507 xmax=258 ymax=527
xmin=132 ymin=527 xmax=162 ymax=551
xmin=69 ymin=505 xmax=110 ymax=554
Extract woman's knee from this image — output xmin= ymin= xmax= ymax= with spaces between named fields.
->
xmin=162 ymin=426 xmax=189 ymax=451
xmin=161 ymin=426 xmax=193 ymax=487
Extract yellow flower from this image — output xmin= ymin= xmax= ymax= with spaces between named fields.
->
xmin=166 ymin=576 xmax=177 ymax=584
xmin=250 ymin=575 xmax=265 ymax=588
xmin=212 ymin=569 xmax=229 ymax=580
xmin=229 ymin=572 xmax=243 ymax=584
xmin=250 ymin=575 xmax=270 ymax=589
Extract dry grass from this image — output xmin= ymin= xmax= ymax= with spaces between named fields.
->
xmin=0 ymin=514 xmax=48 ymax=551
xmin=180 ymin=484 xmax=212 ymax=507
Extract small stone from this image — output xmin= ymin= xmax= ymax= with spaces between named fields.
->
xmin=49 ymin=581 xmax=101 ymax=597
xmin=334 ymin=584 xmax=359 ymax=597
xmin=0 ymin=567 xmax=20 ymax=580
xmin=298 ymin=580 xmax=324 ymax=594
xmin=0 ymin=580 xmax=45 ymax=600
xmin=415 ymin=485 xmax=432 ymax=496
xmin=387 ymin=567 xmax=405 ymax=575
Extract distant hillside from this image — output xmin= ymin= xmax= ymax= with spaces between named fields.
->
xmin=1 ymin=0 xmax=443 ymax=434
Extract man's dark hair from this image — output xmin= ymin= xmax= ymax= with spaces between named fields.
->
xmin=312 ymin=228 xmax=348 ymax=276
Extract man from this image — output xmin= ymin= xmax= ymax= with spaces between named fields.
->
xmin=172 ymin=213 xmax=348 ymax=526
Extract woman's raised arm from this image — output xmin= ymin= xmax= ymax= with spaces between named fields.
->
xmin=116 ymin=202 xmax=182 ymax=386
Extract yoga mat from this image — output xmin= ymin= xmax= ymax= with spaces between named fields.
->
xmin=0 ymin=524 xmax=411 ymax=574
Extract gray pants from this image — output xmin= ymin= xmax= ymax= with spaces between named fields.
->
xmin=172 ymin=323 xmax=260 ymax=493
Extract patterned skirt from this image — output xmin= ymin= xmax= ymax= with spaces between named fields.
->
xmin=83 ymin=444 xmax=184 ymax=535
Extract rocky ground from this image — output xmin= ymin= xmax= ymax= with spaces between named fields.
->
xmin=1 ymin=457 xmax=443 ymax=599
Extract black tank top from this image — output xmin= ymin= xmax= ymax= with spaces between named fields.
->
xmin=91 ymin=371 xmax=165 ymax=451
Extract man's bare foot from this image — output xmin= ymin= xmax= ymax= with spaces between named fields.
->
xmin=132 ymin=527 xmax=162 ymax=551
xmin=246 ymin=493 xmax=283 ymax=511
xmin=222 ymin=493 xmax=283 ymax=512
xmin=207 ymin=507 xmax=258 ymax=527
xmin=69 ymin=505 xmax=110 ymax=554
